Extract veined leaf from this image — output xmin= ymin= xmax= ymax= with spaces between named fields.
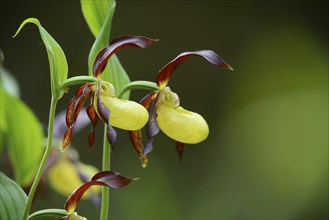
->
xmin=0 ymin=172 xmax=27 ymax=220
xmin=81 ymin=0 xmax=131 ymax=99
xmin=13 ymin=18 xmax=68 ymax=99
xmin=0 ymin=87 xmax=44 ymax=186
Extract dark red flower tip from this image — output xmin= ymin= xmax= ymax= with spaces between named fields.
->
xmin=156 ymin=50 xmax=233 ymax=87
xmin=176 ymin=141 xmax=185 ymax=162
xmin=86 ymin=105 xmax=98 ymax=150
xmin=93 ymin=35 xmax=158 ymax=77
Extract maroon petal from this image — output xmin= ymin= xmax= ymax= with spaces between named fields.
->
xmin=96 ymin=84 xmax=110 ymax=123
xmin=139 ymin=91 xmax=158 ymax=108
xmin=176 ymin=141 xmax=185 ymax=162
xmin=143 ymin=98 xmax=159 ymax=156
xmin=128 ymin=92 xmax=158 ymax=167
xmin=106 ymin=124 xmax=117 ymax=149
xmin=65 ymin=171 xmax=136 ymax=213
xmin=62 ymin=84 xmax=93 ymax=150
xmin=156 ymin=50 xmax=233 ymax=87
xmin=86 ymin=105 xmax=98 ymax=150
xmin=91 ymin=171 xmax=134 ymax=188
xmin=62 ymin=128 xmax=73 ymax=151
xmin=93 ymin=36 xmax=158 ymax=77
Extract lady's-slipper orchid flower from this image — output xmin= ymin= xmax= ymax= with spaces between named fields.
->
xmin=130 ymin=50 xmax=233 ymax=166
xmin=62 ymin=35 xmax=157 ymax=151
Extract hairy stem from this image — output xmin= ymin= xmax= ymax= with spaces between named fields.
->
xmin=100 ymin=124 xmax=111 ymax=219
xmin=22 ymin=97 xmax=57 ymax=220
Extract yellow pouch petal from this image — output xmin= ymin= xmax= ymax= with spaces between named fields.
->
xmin=101 ymin=96 xmax=149 ymax=130
xmin=94 ymin=81 xmax=149 ymax=130
xmin=156 ymin=87 xmax=209 ymax=144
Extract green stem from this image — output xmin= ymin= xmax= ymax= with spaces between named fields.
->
xmin=100 ymin=124 xmax=111 ymax=220
xmin=22 ymin=97 xmax=58 ymax=220
xmin=60 ymin=76 xmax=98 ymax=90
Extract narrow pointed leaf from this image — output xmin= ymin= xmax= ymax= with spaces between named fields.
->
xmin=156 ymin=50 xmax=233 ymax=87
xmin=93 ymin=36 xmax=158 ymax=77
xmin=65 ymin=171 xmax=135 ymax=213
xmin=13 ymin=18 xmax=68 ymax=98
xmin=0 ymin=172 xmax=27 ymax=220
xmin=1 ymin=87 xmax=44 ymax=186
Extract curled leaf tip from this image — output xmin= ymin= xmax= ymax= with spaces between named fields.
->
xmin=13 ymin=17 xmax=40 ymax=38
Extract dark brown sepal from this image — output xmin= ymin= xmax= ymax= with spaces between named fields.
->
xmin=156 ymin=50 xmax=233 ymax=87
xmin=65 ymin=171 xmax=136 ymax=214
xmin=86 ymin=105 xmax=98 ymax=150
xmin=62 ymin=128 xmax=73 ymax=151
xmin=106 ymin=124 xmax=117 ymax=149
xmin=62 ymin=84 xmax=93 ymax=150
xmin=129 ymin=130 xmax=148 ymax=167
xmin=93 ymin=36 xmax=158 ymax=77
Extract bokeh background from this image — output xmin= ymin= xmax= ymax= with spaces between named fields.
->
xmin=1 ymin=0 xmax=328 ymax=219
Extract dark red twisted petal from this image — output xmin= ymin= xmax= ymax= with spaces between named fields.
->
xmin=62 ymin=84 xmax=93 ymax=150
xmin=65 ymin=171 xmax=135 ymax=213
xmin=86 ymin=105 xmax=98 ymax=150
xmin=156 ymin=50 xmax=233 ymax=87
xmin=142 ymin=96 xmax=159 ymax=156
xmin=129 ymin=130 xmax=148 ymax=167
xmin=93 ymin=36 xmax=158 ymax=77
xmin=106 ymin=124 xmax=117 ymax=150
xmin=128 ymin=92 xmax=157 ymax=167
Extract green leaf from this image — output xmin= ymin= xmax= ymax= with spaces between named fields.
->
xmin=27 ymin=209 xmax=68 ymax=220
xmin=81 ymin=0 xmax=113 ymax=38
xmin=0 ymin=87 xmax=44 ymax=186
xmin=13 ymin=18 xmax=68 ymax=99
xmin=0 ymin=87 xmax=8 ymax=155
xmin=81 ymin=0 xmax=131 ymax=99
xmin=102 ymin=55 xmax=131 ymax=100
xmin=0 ymin=172 xmax=27 ymax=220
xmin=0 ymin=50 xmax=20 ymax=97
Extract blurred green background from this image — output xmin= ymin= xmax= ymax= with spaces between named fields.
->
xmin=1 ymin=0 xmax=328 ymax=219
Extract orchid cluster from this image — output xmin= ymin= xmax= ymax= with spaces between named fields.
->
xmin=63 ymin=36 xmax=232 ymax=169
xmin=4 ymin=8 xmax=232 ymax=219
xmin=55 ymin=35 xmax=232 ymax=218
